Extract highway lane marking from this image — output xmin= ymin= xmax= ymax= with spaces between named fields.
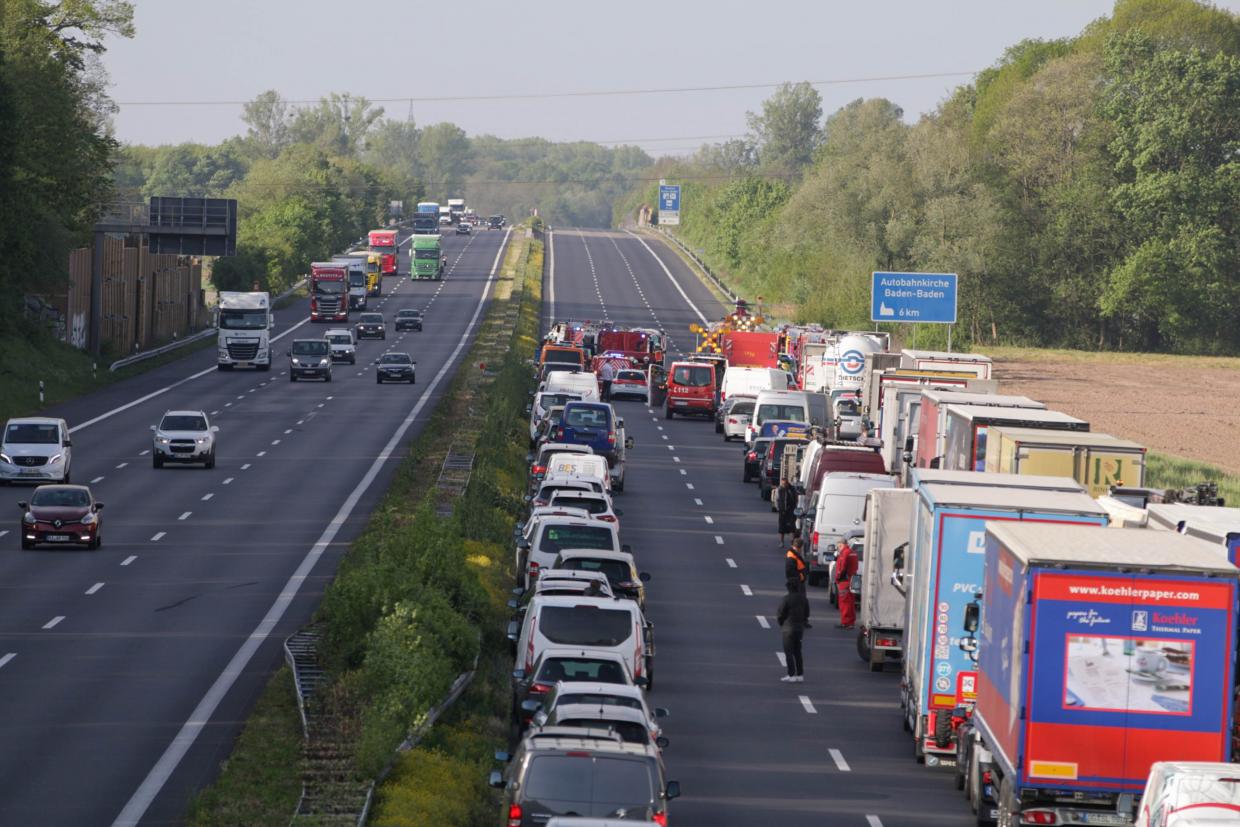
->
xmin=666 ymin=445 xmax=674 ymax=450
xmin=679 ymin=469 xmax=687 ymax=475
xmin=256 ymin=451 xmax=266 ymax=457
xmin=317 ymin=403 xmax=325 ymax=408
xmin=177 ymin=512 xmax=191 ymax=521
xmin=201 ymin=493 xmax=214 ymax=501
xmin=726 ymin=558 xmax=737 ymax=568
xmin=656 ymin=426 xmax=662 ymax=431
xmin=714 ymin=535 xmax=724 ymax=544
xmin=704 ymin=516 xmax=714 ymax=524
xmin=85 ymin=582 xmax=104 ymax=595
xmin=247 ymin=388 xmax=256 ymax=393
xmin=866 ymin=817 xmax=883 ymax=827
xmin=209 ymin=410 xmax=219 ymax=415
xmin=222 ymin=477 xmax=234 ymax=485
xmin=112 ymin=227 xmax=513 ymax=827
xmin=271 ymin=439 xmax=281 ymax=445
xmin=740 ymin=584 xmax=752 ymax=596
xmin=0 ymin=653 xmax=15 ymax=670
xmin=121 ymin=556 xmax=137 ymax=566
xmin=685 ymin=483 xmax=694 ymax=490
xmin=776 ymin=652 xmax=786 ymax=667
xmin=224 ymin=402 xmax=232 ymax=407
xmin=283 ymin=429 xmax=293 ymax=434
xmin=799 ymin=696 xmax=818 ymax=714
xmin=694 ymin=498 xmax=703 ymax=505
xmin=150 ymin=532 xmax=165 ymax=542
xmin=138 ymin=450 xmax=149 ymax=455
xmin=240 ymin=463 xmax=251 ymax=470
xmin=829 ymin=748 xmax=851 ymax=771
xmin=672 ymin=457 xmax=680 ymax=463
xmin=624 ymin=230 xmax=709 ymax=325
xmin=115 ymin=462 xmax=128 ymax=469
xmin=661 ymin=435 xmax=668 ymax=440
xmin=236 ymin=395 xmax=244 ymax=400
xmin=0 ymin=531 xmax=6 ymax=539
xmin=42 ymin=616 xmax=64 ymax=630
xmin=90 ymin=476 xmax=104 ymax=484
xmin=296 ymin=420 xmax=304 ymax=425
xmin=756 ymin=615 xmax=769 ymax=629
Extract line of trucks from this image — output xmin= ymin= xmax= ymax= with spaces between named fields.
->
xmin=722 ymin=326 xmax=1240 ymax=826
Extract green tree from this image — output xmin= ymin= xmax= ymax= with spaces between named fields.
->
xmin=418 ymin=122 xmax=471 ymax=196
xmin=240 ymin=90 xmax=291 ymax=159
xmin=288 ymin=93 xmax=384 ymax=157
xmin=746 ymin=81 xmax=823 ymax=177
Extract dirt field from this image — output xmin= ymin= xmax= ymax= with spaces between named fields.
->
xmin=990 ymin=349 xmax=1240 ymax=474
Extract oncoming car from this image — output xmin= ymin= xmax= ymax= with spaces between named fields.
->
xmin=355 ymin=312 xmax=386 ymax=340
xmin=394 ymin=309 xmax=423 ymax=331
xmin=0 ymin=418 xmax=72 ymax=484
xmin=324 ymin=329 xmax=356 ymax=364
xmin=289 ymin=339 xmax=332 ymax=382
xmin=151 ymin=410 xmax=219 ymax=469
xmin=376 ymin=352 xmax=416 ymax=384
xmin=18 ymin=484 xmax=104 ymax=549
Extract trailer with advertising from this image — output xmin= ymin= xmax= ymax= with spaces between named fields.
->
xmin=309 ymin=263 xmax=348 ymax=322
xmin=965 ymin=523 xmax=1239 ymax=825
xmin=901 ymin=482 xmax=1107 ymax=768
xmin=828 ymin=334 xmax=884 ymax=391
xmin=878 ymin=382 xmax=996 ymax=476
xmin=367 ymin=229 xmax=399 ymax=276
xmin=1148 ymin=503 xmax=1240 ymax=565
xmin=984 ymin=427 xmax=1147 ymax=497
xmin=900 ymin=349 xmax=993 ymax=380
xmin=941 ymin=406 xmax=1088 ymax=474
xmin=859 ymin=487 xmax=915 ymax=672
xmin=216 ymin=291 xmax=272 ymax=370
xmin=914 ymin=391 xmax=1045 ymax=473
xmin=863 ymin=370 xmax=993 ymax=428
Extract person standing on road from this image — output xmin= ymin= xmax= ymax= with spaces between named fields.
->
xmin=835 ymin=536 xmax=859 ymax=629
xmin=776 ymin=478 xmax=797 ymax=545
xmin=598 ymin=360 xmax=615 ymax=402
xmin=777 ymin=579 xmax=810 ymax=682
xmin=785 ymin=537 xmax=807 ymax=591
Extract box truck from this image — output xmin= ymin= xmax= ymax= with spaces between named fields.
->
xmin=900 ymin=349 xmax=993 ymax=379
xmin=984 ymin=427 xmax=1147 ymax=497
xmin=939 ymin=406 xmax=1087 ymax=473
xmin=963 ymin=523 xmax=1239 ymax=825
xmin=858 ymin=487 xmax=915 ymax=672
xmin=914 ymin=391 xmax=1046 ymax=472
xmin=900 ymin=481 xmax=1107 ymax=766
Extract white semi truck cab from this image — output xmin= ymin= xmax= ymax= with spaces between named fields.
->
xmin=216 ymin=291 xmax=273 ymax=370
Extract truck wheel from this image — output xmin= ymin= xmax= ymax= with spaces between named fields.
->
xmin=856 ymin=630 xmax=871 ymax=664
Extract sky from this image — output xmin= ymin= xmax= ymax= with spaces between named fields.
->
xmin=102 ymin=0 xmax=1240 ymax=155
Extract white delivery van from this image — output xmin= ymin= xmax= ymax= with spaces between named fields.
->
xmin=720 ymin=366 xmax=787 ymax=403
xmin=747 ymin=389 xmax=811 ymax=444
xmin=542 ymin=371 xmax=600 ymax=403
xmin=809 ymin=472 xmax=896 ymax=579
xmin=516 ymin=515 xmax=620 ymax=588
xmin=514 ymin=594 xmax=652 ymax=690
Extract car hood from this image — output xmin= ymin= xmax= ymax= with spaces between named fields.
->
xmin=157 ymin=430 xmax=210 ymax=440
xmin=2 ymin=445 xmax=60 ymax=458
xmin=30 ymin=506 xmax=91 ymax=521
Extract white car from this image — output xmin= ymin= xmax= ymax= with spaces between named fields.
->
xmin=0 ymin=418 xmax=72 ymax=483
xmin=151 ymin=410 xmax=218 ymax=469
xmin=548 ymin=490 xmax=620 ymax=525
xmin=608 ymin=369 xmax=650 ymax=402
xmin=721 ymin=397 xmax=755 ymax=442
xmin=1136 ymin=761 xmax=1240 ymax=827
xmin=529 ymin=391 xmax=582 ymax=443
xmin=324 ymin=329 xmax=356 ymax=364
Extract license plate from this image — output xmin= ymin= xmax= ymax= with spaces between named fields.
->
xmin=20 ymin=468 xmax=42 ymax=476
xmin=1080 ymin=814 xmax=1129 ymax=825
xmin=674 ymin=401 xmax=687 ymax=406
xmin=46 ymin=535 xmax=70 ymax=542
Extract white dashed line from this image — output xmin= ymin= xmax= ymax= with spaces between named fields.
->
xmin=236 ymin=395 xmax=244 ymax=400
xmin=685 ymin=483 xmax=694 ymax=490
xmin=150 ymin=532 xmax=165 ymax=542
xmin=256 ymin=451 xmax=266 ymax=457
xmin=296 ymin=420 xmax=304 ymax=426
xmin=222 ymin=477 xmax=234 ymax=485
xmin=116 ymin=462 xmax=128 ymax=469
xmin=284 ymin=428 xmax=293 ymax=435
xmin=756 ymin=615 xmax=770 ymax=629
xmin=829 ymin=749 xmax=851 ymax=771
xmin=661 ymin=435 xmax=668 ymax=440
xmin=866 ymin=817 xmax=884 ymax=827
xmin=704 ymin=516 xmax=714 ymax=524
xmin=90 ymin=476 xmax=104 ymax=484
xmin=694 ymin=498 xmax=703 ymax=506
xmin=85 ymin=582 xmax=104 ymax=595
xmin=270 ymin=439 xmax=280 ymax=446
xmin=656 ymin=426 xmax=663 ymax=431
xmin=43 ymin=616 xmax=64 ymax=630
xmin=0 ymin=531 xmax=7 ymax=539
xmin=121 ymin=555 xmax=137 ymax=566
xmin=776 ymin=651 xmax=786 ymax=667
xmin=0 ymin=653 xmax=15 ymax=670
xmin=138 ymin=450 xmax=149 ymax=456
xmin=673 ymin=457 xmax=681 ymax=464
xmin=800 ymin=696 xmax=818 ymax=714
xmin=726 ymin=558 xmax=737 ymax=568
xmin=740 ymin=584 xmax=752 ymax=596
xmin=679 ymin=469 xmax=687 ymax=475
xmin=201 ymin=493 xmax=214 ymax=501
xmin=177 ymin=512 xmax=191 ymax=521
xmin=714 ymin=535 xmax=724 ymax=545
xmin=209 ymin=410 xmax=219 ymax=416
xmin=666 ymin=445 xmax=674 ymax=451
xmin=241 ymin=463 xmax=251 ymax=470
xmin=225 ymin=402 xmax=232 ymax=407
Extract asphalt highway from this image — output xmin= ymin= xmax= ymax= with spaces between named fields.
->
xmin=0 ymin=226 xmax=510 ymax=825
xmin=547 ymin=228 xmax=975 ymax=827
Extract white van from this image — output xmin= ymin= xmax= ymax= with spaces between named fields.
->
xmin=543 ymin=453 xmax=610 ymax=493
xmin=542 ymin=371 xmax=600 ymax=404
xmin=809 ymin=472 xmax=895 ymax=575
xmin=516 ymin=515 xmax=620 ymax=588
xmin=514 ymin=594 xmax=652 ymax=689
xmin=720 ymin=366 xmax=787 ymax=404
xmin=747 ymin=389 xmax=811 ymax=444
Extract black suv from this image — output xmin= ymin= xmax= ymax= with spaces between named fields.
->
xmin=489 ymin=731 xmax=679 ymax=825
xmin=354 ymin=312 xmax=385 ymax=340
xmin=394 ymin=309 xmax=422 ymax=331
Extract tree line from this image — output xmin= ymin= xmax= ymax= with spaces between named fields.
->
xmin=619 ymin=0 xmax=1240 ymax=354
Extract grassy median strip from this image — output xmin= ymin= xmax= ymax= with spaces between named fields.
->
xmin=1146 ymin=452 xmax=1240 ymax=507
xmin=187 ymin=230 xmax=541 ymax=826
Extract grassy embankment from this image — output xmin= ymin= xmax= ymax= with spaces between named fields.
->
xmin=188 ymin=228 xmax=542 ymax=826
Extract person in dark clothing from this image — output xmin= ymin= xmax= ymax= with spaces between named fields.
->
xmin=776 ymin=478 xmax=797 ymax=545
xmin=777 ymin=579 xmax=810 ymax=682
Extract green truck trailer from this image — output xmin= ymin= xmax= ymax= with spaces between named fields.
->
xmin=411 ymin=236 xmax=445 ymax=280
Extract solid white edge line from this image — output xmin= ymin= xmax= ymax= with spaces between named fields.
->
xmin=0 ymin=653 xmax=15 ymax=669
xmin=547 ymin=228 xmax=555 ymax=324
xmin=623 ymin=230 xmax=709 ymax=324
xmin=756 ymin=615 xmax=769 ymax=629
xmin=112 ymin=226 xmax=512 ymax=827
xmin=866 ymin=816 xmax=883 ymax=827
xmin=799 ymin=695 xmax=817 ymax=714
xmin=830 ymin=748 xmax=851 ymax=771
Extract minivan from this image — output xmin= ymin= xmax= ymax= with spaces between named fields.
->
xmin=513 ymin=594 xmax=652 ymax=688
xmin=806 ymin=472 xmax=895 ymax=582
xmin=748 ymin=389 xmax=810 ymax=443
xmin=0 ymin=418 xmax=72 ymax=484
xmin=664 ymin=361 xmax=717 ymax=418
xmin=720 ymin=366 xmax=787 ymax=403
xmin=516 ymin=516 xmax=620 ymax=588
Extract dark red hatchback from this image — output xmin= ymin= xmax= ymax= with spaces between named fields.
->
xmin=18 ymin=484 xmax=104 ymax=550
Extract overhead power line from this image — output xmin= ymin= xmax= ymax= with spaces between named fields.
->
xmin=114 ymin=71 xmax=979 ymax=107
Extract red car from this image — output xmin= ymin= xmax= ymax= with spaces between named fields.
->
xmin=18 ymin=484 xmax=104 ymax=550
xmin=664 ymin=361 xmax=717 ymax=419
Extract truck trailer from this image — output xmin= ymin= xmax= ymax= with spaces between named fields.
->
xmin=216 ymin=291 xmax=272 ymax=370
xmin=859 ymin=487 xmax=915 ymax=672
xmin=414 ymin=202 xmax=440 ymax=235
xmin=938 ymin=405 xmax=1087 ymax=473
xmin=983 ymin=427 xmax=1147 ymax=497
xmin=964 ymin=523 xmax=1239 ymax=825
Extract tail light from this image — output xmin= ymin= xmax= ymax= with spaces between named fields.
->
xmin=608 ymin=433 xmax=616 ymax=445
xmin=728 ymin=417 xmax=738 ymax=424
xmin=652 ymin=814 xmax=668 ymax=827
xmin=746 ymin=451 xmax=756 ymax=461
xmin=529 ymin=682 xmax=553 ymax=695
xmin=531 ymin=464 xmax=546 ymax=476
xmin=1020 ymin=812 xmax=1057 ymax=825
xmin=875 ymin=637 xmax=899 ymax=647
xmin=598 ymin=515 xmax=616 ymax=522
xmin=982 ymin=770 xmax=992 ymax=785
xmin=812 ymin=531 xmax=820 ymax=551
xmin=527 ymin=561 xmax=540 ymax=578
xmin=507 ymin=804 xmax=522 ymax=827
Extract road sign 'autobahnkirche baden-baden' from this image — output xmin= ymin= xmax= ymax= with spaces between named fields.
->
xmin=870 ymin=271 xmax=958 ymax=324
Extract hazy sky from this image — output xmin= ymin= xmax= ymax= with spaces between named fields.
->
xmin=103 ymin=0 xmax=1240 ymax=154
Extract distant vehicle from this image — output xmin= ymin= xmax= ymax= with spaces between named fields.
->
xmin=367 ymin=229 xmax=399 ymax=277
xmin=412 ymin=203 xmax=439 ymax=235
xmin=716 ymin=396 xmax=755 ymax=440
xmin=375 ymin=352 xmax=416 ymax=384
xmin=609 ymin=369 xmax=648 ymax=402
xmin=151 ymin=410 xmax=219 ymax=469
xmin=324 ymin=329 xmax=356 ymax=364
xmin=18 ymin=484 xmax=103 ymax=549
xmin=529 ymin=391 xmax=583 ymax=443
xmin=309 ymin=262 xmax=348 ymax=322
xmin=664 ymin=360 xmax=717 ymax=419
xmin=1 ymin=417 xmax=72 ymax=484
xmin=759 ymin=435 xmax=810 ymax=503
xmin=411 ymin=236 xmax=445 ymax=280
xmin=455 ymin=221 xmax=471 ymax=235
xmin=394 ymin=308 xmax=423 ymax=331
xmin=354 ymin=312 xmax=386 ymax=340
xmin=742 ymin=437 xmax=772 ymax=483
xmin=488 ymin=215 xmax=504 ymax=229
xmin=288 ymin=338 xmax=332 ymax=382
xmin=216 ymin=291 xmax=272 ymax=371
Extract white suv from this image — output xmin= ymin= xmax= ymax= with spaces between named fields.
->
xmin=324 ymin=329 xmax=356 ymax=364
xmin=0 ymin=418 xmax=72 ymax=483
xmin=151 ymin=410 xmax=218 ymax=469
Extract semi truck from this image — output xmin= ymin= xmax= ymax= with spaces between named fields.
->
xmin=718 ymin=331 xmax=782 ymax=368
xmin=940 ymin=406 xmax=1089 ymax=473
xmin=332 ymin=255 xmax=369 ymax=310
xmin=983 ymin=427 xmax=1147 ymax=497
xmin=367 ymin=229 xmax=399 ymax=276
xmin=438 ymin=205 xmax=452 ymax=226
xmin=859 ymin=487 xmax=915 ymax=672
xmin=962 ymin=523 xmax=1239 ymax=825
xmin=900 ymin=478 xmax=1107 ymax=767
xmin=414 ymin=202 xmax=440 ymax=235
xmin=411 ymin=236 xmax=445 ymax=280
xmin=216 ymin=291 xmax=273 ymax=371
xmin=900 ymin=349 xmax=993 ymax=379
xmin=915 ymin=391 xmax=1046 ymax=473
xmin=309 ymin=263 xmax=348 ymax=322
xmin=447 ymin=198 xmax=466 ymax=221
xmin=342 ymin=250 xmax=381 ymax=297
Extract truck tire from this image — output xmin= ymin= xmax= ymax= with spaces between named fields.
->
xmin=856 ymin=630 xmax=872 ymax=664
xmin=934 ymin=708 xmax=954 ymax=749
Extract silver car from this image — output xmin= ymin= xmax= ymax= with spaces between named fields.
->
xmin=0 ymin=418 xmax=72 ymax=483
xmin=151 ymin=410 xmax=218 ymax=469
xmin=720 ymin=397 xmax=755 ymax=442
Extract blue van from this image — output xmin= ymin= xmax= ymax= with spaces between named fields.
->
xmin=559 ymin=402 xmax=619 ymax=464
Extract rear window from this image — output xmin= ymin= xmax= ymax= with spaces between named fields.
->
xmin=552 ymin=497 xmax=608 ymax=515
xmin=539 ymin=606 xmax=633 ymax=647
xmin=544 ymin=349 xmax=582 ymax=365
xmin=536 ymin=657 xmax=628 ymax=684
xmin=540 ymin=393 xmax=580 ymax=408
xmin=564 ymin=407 xmax=609 ymax=429
xmin=731 ymin=400 xmax=755 ymax=415
xmin=758 ymin=403 xmax=806 ymax=422
xmin=540 ymin=525 xmax=614 ymax=553
xmin=558 ymin=718 xmax=649 ymax=745
xmin=524 ymin=755 xmax=653 ymax=805
xmin=557 ymin=693 xmax=644 ymax=712
xmin=616 ymin=370 xmax=644 ymax=381
xmin=672 ymin=365 xmax=713 ymax=387
xmin=559 ymin=557 xmax=631 ymax=585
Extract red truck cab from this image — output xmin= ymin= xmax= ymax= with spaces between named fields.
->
xmin=309 ymin=263 xmax=348 ymax=322
xmin=368 ymin=229 xmax=399 ymax=276
xmin=664 ymin=361 xmax=717 ymax=419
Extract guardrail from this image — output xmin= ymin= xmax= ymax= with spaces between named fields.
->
xmin=108 ymin=277 xmax=307 ymax=372
xmin=647 ymin=225 xmax=740 ymax=303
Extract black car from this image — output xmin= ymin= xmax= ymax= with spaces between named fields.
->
xmin=759 ymin=437 xmax=808 ymax=502
xmin=488 ymin=215 xmax=504 ymax=229
xmin=354 ymin=312 xmax=385 ymax=340
xmin=394 ymin=309 xmax=422 ymax=331
xmin=455 ymin=222 xmax=471 ymax=235
xmin=742 ymin=437 xmax=772 ymax=483
xmin=375 ymin=352 xmax=416 ymax=384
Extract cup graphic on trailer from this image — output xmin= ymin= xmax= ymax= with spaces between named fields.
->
xmin=1134 ymin=647 xmax=1170 ymax=676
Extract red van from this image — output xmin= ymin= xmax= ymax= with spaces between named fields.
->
xmin=664 ymin=361 xmax=717 ymax=419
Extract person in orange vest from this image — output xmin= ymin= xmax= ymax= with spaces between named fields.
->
xmin=834 ymin=537 xmax=859 ymax=629
xmin=785 ymin=537 xmax=807 ymax=591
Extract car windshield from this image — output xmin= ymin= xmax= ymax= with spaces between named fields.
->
xmin=414 ymin=249 xmax=440 ymax=260
xmin=558 ymin=719 xmax=649 ymax=744
xmin=836 ymin=399 xmax=860 ymax=416
xmin=31 ymin=488 xmax=90 ymax=507
xmin=544 ymin=350 xmax=581 ymax=365
xmin=360 ymin=315 xmax=383 ymax=324
xmin=293 ymin=341 xmax=329 ymax=355
xmin=539 ymin=606 xmax=633 ymax=647
xmin=523 ymin=755 xmax=652 ymax=805
xmin=397 ymin=310 xmax=420 ymax=318
xmin=161 ymin=415 xmax=207 ymax=431
xmin=536 ymin=658 xmax=627 ymax=684
xmin=564 ymin=408 xmax=609 ymax=429
xmin=314 ymin=280 xmax=344 ymax=295
xmin=616 ymin=371 xmax=644 ymax=381
xmin=380 ymin=354 xmax=411 ymax=365
xmin=672 ymin=365 xmax=713 ymax=387
xmin=541 ymin=525 xmax=613 ymax=553
xmin=557 ymin=693 xmax=644 ymax=712
xmin=758 ymin=403 xmax=806 ymax=422
xmin=348 ymin=272 xmax=366 ymax=287
xmin=4 ymin=423 xmax=59 ymax=444
xmin=327 ymin=335 xmax=351 ymax=345
xmin=559 ymin=558 xmax=630 ymax=585
xmin=218 ymin=309 xmax=267 ymax=330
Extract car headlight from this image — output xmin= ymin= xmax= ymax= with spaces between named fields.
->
xmin=48 ymin=453 xmax=64 ymax=464
xmin=156 ymin=435 xmax=171 ymax=444
xmin=81 ymin=512 xmax=97 ymax=525
xmin=22 ymin=512 xmax=35 ymax=525
xmin=218 ymin=349 xmax=228 ymax=357
xmin=319 ymin=358 xmax=330 ymax=366
xmin=0 ymin=452 xmax=11 ymax=464
xmin=196 ymin=437 xmax=208 ymax=444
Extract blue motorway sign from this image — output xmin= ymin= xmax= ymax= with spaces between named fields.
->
xmin=871 ymin=271 xmax=958 ymax=324
xmin=659 ymin=185 xmax=680 ymax=212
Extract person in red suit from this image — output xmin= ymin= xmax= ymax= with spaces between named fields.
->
xmin=834 ymin=538 xmax=859 ymax=629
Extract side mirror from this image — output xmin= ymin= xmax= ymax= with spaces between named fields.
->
xmin=506 ymin=622 xmax=519 ymax=642
xmin=506 ymin=599 xmax=519 ymax=610
xmin=795 ymin=483 xmax=805 ymax=495
xmin=17 ymin=501 xmax=28 ymax=510
xmin=516 ymin=538 xmax=531 ymax=550
xmin=902 ymin=451 xmax=913 ymax=465
xmin=511 ymin=586 xmax=526 ymax=596
xmin=614 ymin=509 xmax=624 ymax=517
xmin=269 ymin=316 xmax=276 ymax=329
xmin=665 ymin=780 xmax=681 ymax=800
xmin=618 ymin=418 xmax=625 ymax=428
xmin=511 ymin=669 xmax=525 ymax=681
xmin=210 ymin=425 xmax=220 ymax=433
xmin=93 ymin=503 xmax=104 ymax=511
xmin=963 ymin=599 xmax=981 ymax=634
xmin=63 ymin=438 xmax=72 ymax=448
xmin=488 ymin=770 xmax=504 ymax=789
xmin=654 ymin=707 xmax=669 ymax=718
xmin=656 ymin=736 xmax=670 ymax=749
xmin=634 ymin=676 xmax=648 ymax=689
xmin=639 ymin=571 xmax=651 ymax=582
xmin=520 ymin=700 xmax=541 ymax=713
xmin=525 ymin=452 xmax=535 ymax=463
xmin=524 ymin=404 xmax=533 ymax=415
xmin=149 ymin=425 xmax=157 ymax=431
xmin=494 ymin=750 xmax=511 ymax=764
